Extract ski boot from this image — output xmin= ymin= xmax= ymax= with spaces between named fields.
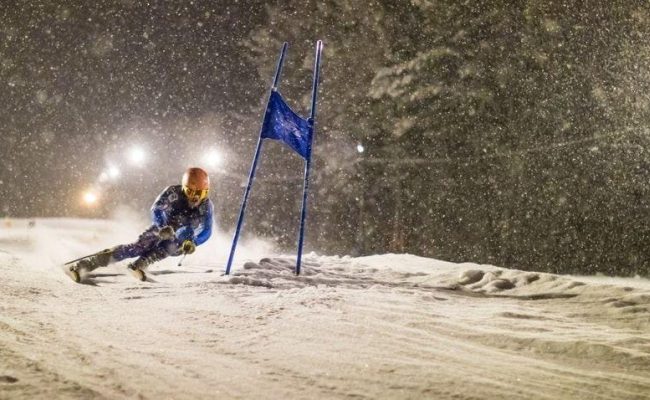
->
xmin=67 ymin=267 xmax=82 ymax=283
xmin=127 ymin=264 xmax=147 ymax=281
xmin=126 ymin=249 xmax=167 ymax=282
xmin=67 ymin=248 xmax=115 ymax=283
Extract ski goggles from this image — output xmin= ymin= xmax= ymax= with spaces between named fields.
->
xmin=183 ymin=186 xmax=209 ymax=202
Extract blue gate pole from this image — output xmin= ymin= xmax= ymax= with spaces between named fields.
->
xmin=295 ymin=40 xmax=323 ymax=275
xmin=225 ymin=42 xmax=289 ymax=275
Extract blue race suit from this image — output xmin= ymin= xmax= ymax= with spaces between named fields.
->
xmin=112 ymin=185 xmax=214 ymax=264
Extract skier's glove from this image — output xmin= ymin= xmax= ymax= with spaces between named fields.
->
xmin=158 ymin=226 xmax=175 ymax=240
xmin=181 ymin=240 xmax=196 ymax=255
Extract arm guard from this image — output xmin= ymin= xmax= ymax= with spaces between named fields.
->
xmin=193 ymin=200 xmax=214 ymax=246
xmin=150 ymin=186 xmax=175 ymax=227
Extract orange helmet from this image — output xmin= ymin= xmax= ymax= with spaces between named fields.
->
xmin=182 ymin=167 xmax=210 ymax=204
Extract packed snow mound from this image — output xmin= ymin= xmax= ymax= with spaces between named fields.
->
xmin=232 ymin=254 xmax=650 ymax=330
xmin=1 ymin=218 xmax=650 ymax=399
xmin=225 ymin=254 xmax=650 ymax=377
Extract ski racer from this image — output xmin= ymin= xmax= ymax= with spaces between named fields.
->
xmin=68 ymin=167 xmax=214 ymax=282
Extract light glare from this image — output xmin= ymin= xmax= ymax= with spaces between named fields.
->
xmin=203 ymin=149 xmax=223 ymax=168
xmin=128 ymin=146 xmax=146 ymax=165
xmin=83 ymin=191 xmax=98 ymax=206
xmin=107 ymin=165 xmax=120 ymax=179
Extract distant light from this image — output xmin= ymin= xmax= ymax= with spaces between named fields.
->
xmin=128 ymin=146 xmax=146 ymax=166
xmin=83 ymin=191 xmax=98 ymax=206
xmin=99 ymin=164 xmax=120 ymax=183
xmin=202 ymin=149 xmax=223 ymax=169
xmin=356 ymin=144 xmax=365 ymax=153
xmin=107 ymin=165 xmax=120 ymax=179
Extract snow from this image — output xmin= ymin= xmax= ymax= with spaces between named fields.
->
xmin=1 ymin=219 xmax=650 ymax=399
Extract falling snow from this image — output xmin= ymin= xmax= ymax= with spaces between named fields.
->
xmin=1 ymin=8 xmax=650 ymax=396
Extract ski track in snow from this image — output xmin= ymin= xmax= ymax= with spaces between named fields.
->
xmin=1 ymin=219 xmax=650 ymax=399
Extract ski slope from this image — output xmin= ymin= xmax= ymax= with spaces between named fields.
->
xmin=1 ymin=218 xmax=650 ymax=399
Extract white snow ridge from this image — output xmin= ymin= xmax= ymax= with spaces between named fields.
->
xmin=1 ymin=219 xmax=650 ymax=399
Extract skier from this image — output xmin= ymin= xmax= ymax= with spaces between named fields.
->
xmin=67 ymin=167 xmax=214 ymax=282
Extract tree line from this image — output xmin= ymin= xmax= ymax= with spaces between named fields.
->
xmin=235 ymin=0 xmax=650 ymax=276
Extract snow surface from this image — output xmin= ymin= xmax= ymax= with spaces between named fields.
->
xmin=1 ymin=218 xmax=650 ymax=399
